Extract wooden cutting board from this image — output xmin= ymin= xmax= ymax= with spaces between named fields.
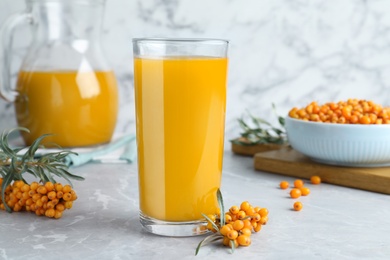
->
xmin=253 ymin=147 xmax=390 ymax=195
xmin=231 ymin=142 xmax=286 ymax=156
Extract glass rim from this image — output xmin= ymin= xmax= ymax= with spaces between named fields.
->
xmin=132 ymin=38 xmax=229 ymax=45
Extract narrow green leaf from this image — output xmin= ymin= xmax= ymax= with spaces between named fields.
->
xmin=56 ymin=168 xmax=85 ymax=181
xmin=217 ymin=189 xmax=225 ymax=226
xmin=201 ymin=213 xmax=219 ymax=232
xmin=24 ymin=133 xmax=52 ymax=160
xmin=229 ymin=239 xmax=236 ymax=254
xmin=195 ymin=233 xmax=222 ymax=256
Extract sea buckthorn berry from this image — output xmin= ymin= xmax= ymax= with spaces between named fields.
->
xmin=7 ymin=200 xmax=15 ymax=208
xmin=22 ymin=191 xmax=29 ymax=200
xmin=240 ymin=227 xmax=252 ymax=236
xmin=279 ymin=181 xmax=289 ymax=189
xmin=227 ymin=230 xmax=238 ymax=240
xmin=220 ymin=225 xmax=232 ymax=236
xmin=51 ymin=198 xmax=59 ymax=205
xmin=250 ymin=213 xmax=260 ymax=222
xmin=28 ymin=190 xmax=36 ymax=197
xmin=15 ymin=191 xmax=22 ymax=199
xmin=45 ymin=208 xmax=55 ymax=218
xmin=13 ymin=203 xmax=22 ymax=212
xmin=47 ymin=191 xmax=57 ymax=200
xmin=243 ymin=219 xmax=252 ymax=230
xmin=25 ymin=198 xmax=33 ymax=206
xmin=311 ymin=175 xmax=321 ymax=184
xmin=64 ymin=201 xmax=73 ymax=209
xmin=294 ymin=201 xmax=303 ymax=211
xmin=259 ymin=208 xmax=269 ymax=217
xmin=229 ymin=205 xmax=239 ymax=215
xmin=70 ymin=190 xmax=77 ymax=201
xmin=40 ymin=195 xmax=48 ymax=203
xmin=300 ymin=187 xmax=310 ymax=196
xmin=237 ymin=235 xmax=251 ymax=246
xmin=250 ymin=220 xmax=258 ymax=229
xmin=37 ymin=186 xmax=47 ymax=195
xmin=245 ymin=206 xmax=255 ymax=216
xmin=56 ymin=191 xmax=64 ymax=199
xmin=62 ymin=185 xmax=72 ymax=194
xmin=12 ymin=187 xmax=20 ymax=195
xmin=293 ymin=179 xmax=304 ymax=188
xmin=54 ymin=183 xmax=63 ymax=191
xmin=46 ymin=201 xmax=55 ymax=209
xmin=54 ymin=210 xmax=63 ymax=219
xmin=55 ymin=203 xmax=65 ymax=212
xmin=237 ymin=210 xmax=246 ymax=220
xmin=32 ymin=193 xmax=41 ymax=202
xmin=30 ymin=182 xmax=39 ymax=191
xmin=29 ymin=203 xmax=37 ymax=211
xmin=254 ymin=224 xmax=262 ymax=232
xmin=35 ymin=199 xmax=43 ymax=207
xmin=222 ymin=236 xmax=230 ymax=247
xmin=233 ymin=220 xmax=244 ymax=231
xmin=240 ymin=201 xmax=250 ymax=211
xmin=44 ymin=182 xmax=54 ymax=192
xmin=62 ymin=192 xmax=72 ymax=201
xmin=21 ymin=184 xmax=30 ymax=192
xmin=290 ymin=188 xmax=302 ymax=199
xmin=225 ymin=214 xmax=232 ymax=223
xmin=14 ymin=180 xmax=24 ymax=188
xmin=259 ymin=216 xmax=268 ymax=225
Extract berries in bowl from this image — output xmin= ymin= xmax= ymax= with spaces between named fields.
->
xmin=285 ymin=99 xmax=390 ymax=167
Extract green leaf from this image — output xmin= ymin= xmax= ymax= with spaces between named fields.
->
xmin=23 ymin=133 xmax=52 ymax=160
xmin=217 ymin=189 xmax=225 ymax=226
xmin=229 ymin=239 xmax=236 ymax=254
xmin=201 ymin=213 xmax=219 ymax=232
xmin=195 ymin=233 xmax=222 ymax=256
xmin=232 ymin=106 xmax=287 ymax=145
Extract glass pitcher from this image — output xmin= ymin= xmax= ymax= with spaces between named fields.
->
xmin=0 ymin=0 xmax=118 ymax=147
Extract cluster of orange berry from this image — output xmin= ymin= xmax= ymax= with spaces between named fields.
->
xmin=289 ymin=99 xmax=390 ymax=124
xmin=280 ymin=175 xmax=321 ymax=211
xmin=0 ymin=178 xmax=77 ymax=219
xmin=206 ymin=201 xmax=269 ymax=248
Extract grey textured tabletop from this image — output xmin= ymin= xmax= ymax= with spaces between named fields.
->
xmin=1 ymin=151 xmax=390 ymax=260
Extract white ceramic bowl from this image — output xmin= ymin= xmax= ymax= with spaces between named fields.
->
xmin=285 ymin=116 xmax=390 ymax=167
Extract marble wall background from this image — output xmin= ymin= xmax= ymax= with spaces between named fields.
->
xmin=1 ymin=0 xmax=390 ymax=148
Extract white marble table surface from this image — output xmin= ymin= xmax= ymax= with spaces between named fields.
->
xmin=1 ymin=150 xmax=390 ymax=260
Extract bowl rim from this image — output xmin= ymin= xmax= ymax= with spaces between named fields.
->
xmin=285 ymin=116 xmax=390 ymax=128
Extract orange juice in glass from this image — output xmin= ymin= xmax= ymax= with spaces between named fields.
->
xmin=133 ymin=38 xmax=228 ymax=236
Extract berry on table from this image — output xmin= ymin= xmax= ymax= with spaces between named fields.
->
xmin=293 ymin=201 xmax=303 ymax=211
xmin=290 ymin=188 xmax=302 ymax=199
xmin=311 ymin=175 xmax=321 ymax=184
xmin=279 ymin=181 xmax=289 ymax=189
xmin=293 ymin=179 xmax=304 ymax=188
xmin=300 ymin=187 xmax=310 ymax=196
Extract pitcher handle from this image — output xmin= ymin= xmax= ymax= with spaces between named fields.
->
xmin=0 ymin=12 xmax=32 ymax=102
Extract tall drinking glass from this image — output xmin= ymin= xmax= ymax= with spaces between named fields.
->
xmin=132 ymin=38 xmax=229 ymax=236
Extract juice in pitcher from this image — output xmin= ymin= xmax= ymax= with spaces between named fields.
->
xmin=15 ymin=70 xmax=118 ymax=147
xmin=134 ymin=57 xmax=228 ymax=222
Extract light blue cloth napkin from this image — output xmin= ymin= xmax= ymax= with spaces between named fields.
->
xmin=64 ymin=134 xmax=137 ymax=167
